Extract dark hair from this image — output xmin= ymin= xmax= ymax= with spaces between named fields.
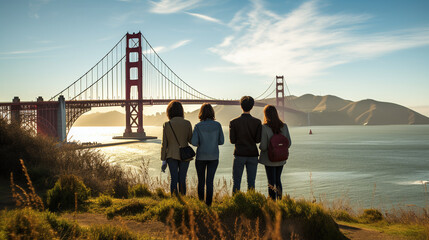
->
xmin=263 ymin=105 xmax=284 ymax=134
xmin=240 ymin=96 xmax=254 ymax=112
xmin=166 ymin=100 xmax=184 ymax=120
xmin=199 ymin=103 xmax=215 ymax=121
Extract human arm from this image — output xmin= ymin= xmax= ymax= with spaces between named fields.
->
xmin=187 ymin=121 xmax=193 ymax=145
xmin=191 ymin=125 xmax=199 ymax=147
xmin=229 ymin=121 xmax=236 ymax=144
xmin=259 ymin=126 xmax=268 ymax=151
xmin=218 ymin=123 xmax=224 ymax=145
xmin=161 ymin=123 xmax=168 ymax=160
xmin=255 ymin=120 xmax=262 ymax=143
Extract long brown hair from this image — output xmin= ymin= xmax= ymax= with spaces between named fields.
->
xmin=263 ymin=105 xmax=284 ymax=134
xmin=198 ymin=103 xmax=215 ymax=121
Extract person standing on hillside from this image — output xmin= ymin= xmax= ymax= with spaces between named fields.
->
xmin=191 ymin=103 xmax=224 ymax=206
xmin=161 ymin=100 xmax=193 ymax=196
xmin=229 ymin=96 xmax=262 ymax=194
xmin=259 ymin=105 xmax=291 ymax=200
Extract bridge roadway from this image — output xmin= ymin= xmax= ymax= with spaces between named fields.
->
xmin=1 ymin=99 xmax=301 ymax=114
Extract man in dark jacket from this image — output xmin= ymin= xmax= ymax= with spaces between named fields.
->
xmin=229 ymin=96 xmax=262 ymax=193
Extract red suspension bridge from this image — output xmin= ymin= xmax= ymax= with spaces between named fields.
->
xmin=0 ymin=32 xmax=300 ymax=142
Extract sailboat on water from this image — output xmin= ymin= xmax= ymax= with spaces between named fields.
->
xmin=308 ymin=112 xmax=313 ymax=135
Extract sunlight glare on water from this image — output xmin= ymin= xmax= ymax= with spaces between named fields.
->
xmin=68 ymin=125 xmax=429 ymax=209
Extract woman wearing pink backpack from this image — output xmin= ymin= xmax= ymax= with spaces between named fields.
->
xmin=259 ymin=105 xmax=292 ymax=200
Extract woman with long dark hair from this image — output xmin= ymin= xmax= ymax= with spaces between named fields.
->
xmin=191 ymin=103 xmax=224 ymax=206
xmin=161 ymin=100 xmax=193 ymax=196
xmin=259 ymin=105 xmax=292 ymax=200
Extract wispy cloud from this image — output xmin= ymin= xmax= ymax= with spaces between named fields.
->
xmin=209 ymin=0 xmax=429 ymax=80
xmin=186 ymin=12 xmax=222 ymax=24
xmin=149 ymin=0 xmax=200 ymax=14
xmin=0 ymin=46 xmax=67 ymax=55
xmin=171 ymin=40 xmax=191 ymax=49
xmin=144 ymin=39 xmax=191 ymax=54
xmin=29 ymin=0 xmax=52 ymax=19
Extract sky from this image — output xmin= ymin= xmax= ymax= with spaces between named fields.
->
xmin=1 ymin=0 xmax=429 ymax=116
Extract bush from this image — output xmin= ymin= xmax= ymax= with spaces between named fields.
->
xmin=47 ymin=174 xmax=91 ymax=211
xmin=45 ymin=211 xmax=83 ymax=239
xmin=330 ymin=209 xmax=357 ymax=222
xmin=360 ymin=209 xmax=383 ymax=223
xmin=0 ymin=120 xmax=131 ymax=198
xmin=97 ymin=194 xmax=113 ymax=207
xmin=0 ymin=208 xmax=56 ymax=239
xmin=277 ymin=196 xmax=342 ymax=240
xmin=128 ymin=184 xmax=152 ymax=198
xmin=89 ymin=225 xmax=138 ymax=240
xmin=216 ymin=190 xmax=267 ymax=219
xmin=154 ymin=187 xmax=169 ymax=199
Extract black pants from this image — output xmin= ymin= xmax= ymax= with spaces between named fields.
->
xmin=264 ymin=165 xmax=284 ymax=200
xmin=195 ymin=160 xmax=219 ymax=206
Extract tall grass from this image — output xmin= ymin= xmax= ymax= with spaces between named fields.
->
xmin=0 ymin=119 xmax=131 ymax=198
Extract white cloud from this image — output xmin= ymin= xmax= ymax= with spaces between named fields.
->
xmin=0 ymin=46 xmax=67 ymax=55
xmin=171 ymin=40 xmax=191 ymax=49
xmin=149 ymin=0 xmax=200 ymax=14
xmin=209 ymin=0 xmax=429 ymax=81
xmin=144 ymin=39 xmax=191 ymax=54
xmin=186 ymin=12 xmax=222 ymax=24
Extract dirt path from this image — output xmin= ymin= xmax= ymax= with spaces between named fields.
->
xmin=62 ymin=213 xmax=167 ymax=239
xmin=339 ymin=224 xmax=405 ymax=240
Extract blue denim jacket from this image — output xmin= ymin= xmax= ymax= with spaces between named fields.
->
xmin=191 ymin=120 xmax=224 ymax=160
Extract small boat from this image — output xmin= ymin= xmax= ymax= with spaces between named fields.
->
xmin=309 ymin=129 xmax=313 ymax=135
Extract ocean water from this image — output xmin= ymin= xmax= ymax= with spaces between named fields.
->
xmin=68 ymin=125 xmax=429 ymax=209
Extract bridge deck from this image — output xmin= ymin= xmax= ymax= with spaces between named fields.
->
xmin=0 ymin=99 xmax=302 ymax=113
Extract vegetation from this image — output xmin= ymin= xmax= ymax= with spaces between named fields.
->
xmin=47 ymin=174 xmax=91 ymax=211
xmin=1 ymin=119 xmax=428 ymax=239
xmin=0 ymin=119 xmax=131 ymax=198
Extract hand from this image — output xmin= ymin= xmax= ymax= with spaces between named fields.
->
xmin=161 ymin=160 xmax=167 ymax=173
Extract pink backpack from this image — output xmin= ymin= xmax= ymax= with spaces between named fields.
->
xmin=268 ymin=133 xmax=290 ymax=162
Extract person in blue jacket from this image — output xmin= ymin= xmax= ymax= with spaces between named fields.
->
xmin=191 ymin=103 xmax=224 ymax=206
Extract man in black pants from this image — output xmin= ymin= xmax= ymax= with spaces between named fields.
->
xmin=229 ymin=96 xmax=262 ymax=193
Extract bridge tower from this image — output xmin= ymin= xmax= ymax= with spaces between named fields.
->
xmin=276 ymin=75 xmax=285 ymax=121
xmin=123 ymin=32 xmax=146 ymax=138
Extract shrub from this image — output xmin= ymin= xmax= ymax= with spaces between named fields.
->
xmin=89 ymin=225 xmax=138 ymax=240
xmin=45 ymin=211 xmax=83 ymax=239
xmin=277 ymin=196 xmax=343 ymax=240
xmin=47 ymin=174 xmax=91 ymax=211
xmin=360 ymin=209 xmax=383 ymax=223
xmin=154 ymin=187 xmax=169 ymax=199
xmin=330 ymin=209 xmax=357 ymax=222
xmin=216 ymin=190 xmax=267 ymax=219
xmin=0 ymin=208 xmax=56 ymax=239
xmin=128 ymin=184 xmax=152 ymax=198
xmin=0 ymin=120 xmax=131 ymax=198
xmin=97 ymin=195 xmax=113 ymax=207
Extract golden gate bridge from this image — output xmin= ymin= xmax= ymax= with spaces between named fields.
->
xmin=0 ymin=32 xmax=300 ymax=141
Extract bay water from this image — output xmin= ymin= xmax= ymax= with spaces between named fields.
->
xmin=68 ymin=125 xmax=429 ymax=210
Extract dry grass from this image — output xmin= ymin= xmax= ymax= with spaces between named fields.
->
xmin=10 ymin=159 xmax=44 ymax=211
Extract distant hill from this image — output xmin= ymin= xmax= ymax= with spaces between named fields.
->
xmin=73 ymin=94 xmax=429 ymax=126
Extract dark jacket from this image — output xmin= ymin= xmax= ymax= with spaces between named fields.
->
xmin=229 ymin=113 xmax=262 ymax=157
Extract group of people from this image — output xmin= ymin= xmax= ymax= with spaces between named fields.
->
xmin=160 ymin=96 xmax=292 ymax=206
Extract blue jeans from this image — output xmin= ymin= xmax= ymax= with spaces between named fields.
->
xmin=232 ymin=156 xmax=258 ymax=193
xmin=195 ymin=160 xmax=219 ymax=206
xmin=265 ymin=165 xmax=284 ymax=200
xmin=167 ymin=158 xmax=190 ymax=196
